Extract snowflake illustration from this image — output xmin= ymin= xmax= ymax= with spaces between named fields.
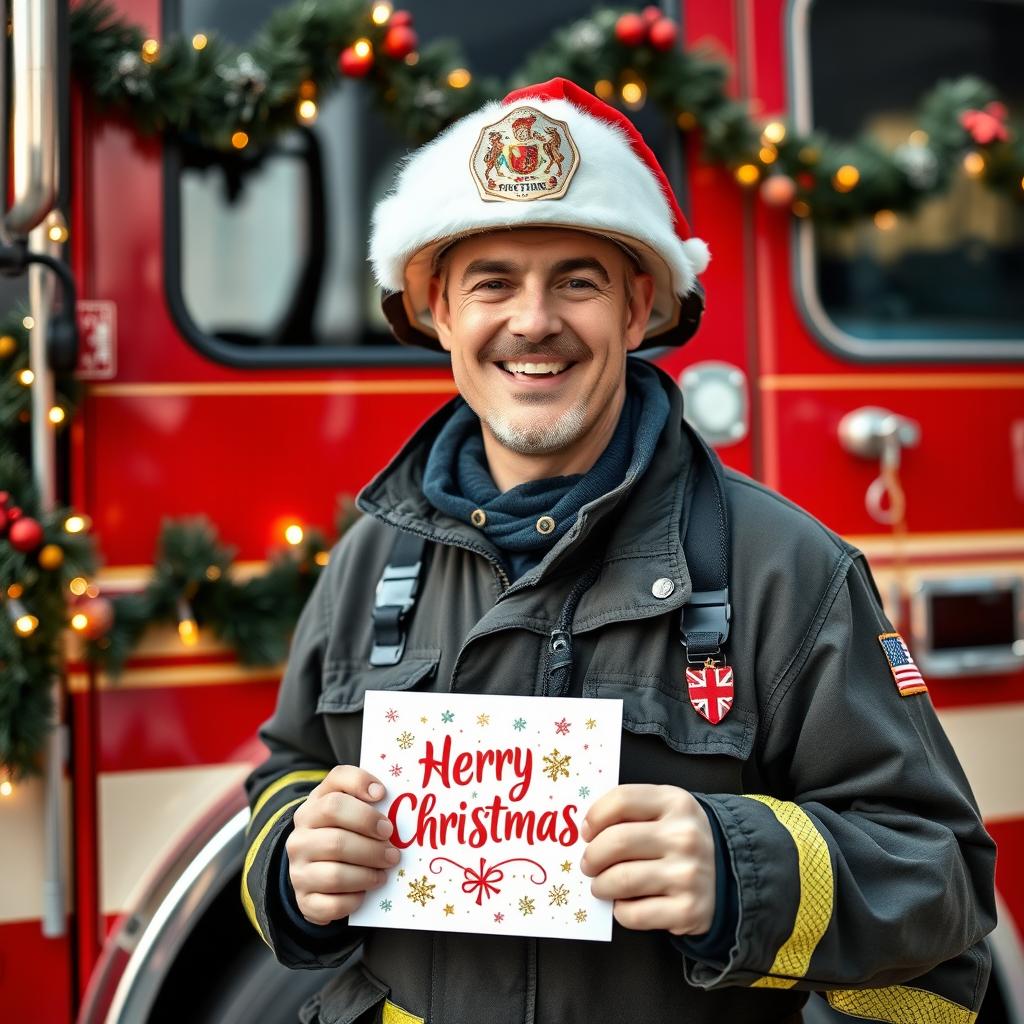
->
xmin=513 ymin=717 xmax=527 ymax=731
xmin=578 ymin=786 xmax=590 ymax=799
xmin=560 ymin=860 xmax=572 ymax=873
xmin=575 ymin=909 xmax=588 ymax=923
xmin=441 ymin=710 xmax=454 ymax=723
xmin=407 ymin=875 xmax=436 ymax=907
xmin=548 ymin=884 xmax=569 ymax=907
xmin=476 ymin=713 xmax=490 ymax=726
xmin=494 ymin=912 xmax=505 ymax=923
xmin=390 ymin=763 xmax=403 ymax=777
xmin=554 ymin=717 xmax=571 ymax=735
xmin=397 ymin=730 xmax=415 ymax=750
xmin=585 ymin=717 xmax=597 ymax=730
xmin=386 ymin=708 xmax=399 ymax=723
xmin=379 ymin=899 xmax=392 ymax=912
xmin=519 ymin=896 xmax=536 ymax=916
xmin=542 ymin=748 xmax=572 ymax=782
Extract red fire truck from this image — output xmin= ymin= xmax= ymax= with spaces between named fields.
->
xmin=2 ymin=0 xmax=1022 ymax=1020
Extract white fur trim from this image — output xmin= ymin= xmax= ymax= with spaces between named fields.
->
xmin=369 ymin=97 xmax=709 ymax=308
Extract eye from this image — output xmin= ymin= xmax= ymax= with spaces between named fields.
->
xmin=475 ymin=279 xmax=509 ymax=291
xmin=564 ymin=278 xmax=598 ymax=290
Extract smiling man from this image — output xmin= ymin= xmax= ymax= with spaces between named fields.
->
xmin=242 ymin=79 xmax=995 ymax=1024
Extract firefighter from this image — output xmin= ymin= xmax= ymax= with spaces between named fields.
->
xmin=242 ymin=78 xmax=996 ymax=1023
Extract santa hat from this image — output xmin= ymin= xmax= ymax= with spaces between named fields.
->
xmin=370 ymin=77 xmax=710 ymax=350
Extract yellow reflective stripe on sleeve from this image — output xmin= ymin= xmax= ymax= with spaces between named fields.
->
xmin=826 ymin=985 xmax=978 ymax=1023
xmin=383 ymin=999 xmax=425 ymax=1024
xmin=241 ymin=796 xmax=306 ymax=944
xmin=747 ymin=795 xmax=834 ymax=989
xmin=248 ymin=769 xmax=328 ymax=832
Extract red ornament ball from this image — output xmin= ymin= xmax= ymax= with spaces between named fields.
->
xmin=615 ymin=12 xmax=647 ymax=47
xmin=0 ymin=490 xmax=9 ymax=506
xmin=338 ymin=45 xmax=373 ymax=78
xmin=648 ymin=17 xmax=678 ymax=51
xmin=642 ymin=5 xmax=663 ymax=22
xmin=383 ymin=24 xmax=417 ymax=60
xmin=389 ymin=10 xmax=413 ymax=27
xmin=797 ymin=171 xmax=816 ymax=190
xmin=761 ymin=174 xmax=798 ymax=208
xmin=7 ymin=505 xmax=23 ymax=522
xmin=76 ymin=595 xmax=115 ymax=641
xmin=7 ymin=515 xmax=43 ymax=552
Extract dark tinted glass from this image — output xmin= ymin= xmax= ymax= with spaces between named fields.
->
xmin=808 ymin=0 xmax=1024 ymax=344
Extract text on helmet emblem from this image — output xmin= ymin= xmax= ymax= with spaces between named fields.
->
xmin=470 ymin=106 xmax=580 ymax=203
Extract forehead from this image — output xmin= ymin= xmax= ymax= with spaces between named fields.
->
xmin=442 ymin=228 xmax=628 ymax=275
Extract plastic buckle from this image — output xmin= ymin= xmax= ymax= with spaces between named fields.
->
xmin=369 ymin=561 xmax=422 ymax=667
xmin=680 ymin=588 xmax=732 ymax=650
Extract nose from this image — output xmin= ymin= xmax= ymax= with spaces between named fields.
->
xmin=506 ymin=280 xmax=562 ymax=344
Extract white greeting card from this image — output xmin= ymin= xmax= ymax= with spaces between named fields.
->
xmin=350 ymin=690 xmax=623 ymax=941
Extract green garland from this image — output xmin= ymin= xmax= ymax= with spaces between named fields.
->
xmin=80 ymin=500 xmax=360 ymax=677
xmin=1 ymin=318 xmax=96 ymax=779
xmin=69 ymin=0 xmax=1024 ymax=221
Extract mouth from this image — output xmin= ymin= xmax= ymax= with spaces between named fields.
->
xmin=496 ymin=360 xmax=575 ymax=382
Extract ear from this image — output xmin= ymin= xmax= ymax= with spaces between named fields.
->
xmin=427 ymin=275 xmax=454 ymax=354
xmin=623 ymin=272 xmax=655 ymax=353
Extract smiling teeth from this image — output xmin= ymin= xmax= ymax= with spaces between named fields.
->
xmin=501 ymin=361 xmax=568 ymax=375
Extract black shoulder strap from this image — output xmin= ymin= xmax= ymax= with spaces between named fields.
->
xmin=680 ymin=422 xmax=732 ymax=659
xmin=369 ymin=531 xmax=427 ymax=667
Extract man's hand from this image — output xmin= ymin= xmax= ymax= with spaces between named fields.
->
xmin=580 ymin=785 xmax=716 ymax=936
xmin=286 ymin=765 xmax=400 ymax=926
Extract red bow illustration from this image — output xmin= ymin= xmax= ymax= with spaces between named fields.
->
xmin=430 ymin=857 xmax=547 ymax=905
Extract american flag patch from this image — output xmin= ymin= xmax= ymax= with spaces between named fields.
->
xmin=878 ymin=632 xmax=928 ymax=696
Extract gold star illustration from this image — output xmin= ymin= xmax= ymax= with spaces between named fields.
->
xmin=444 ymin=904 xmax=455 ymax=916
xmin=397 ymin=868 xmax=405 ymax=877
xmin=585 ymin=717 xmax=597 ymax=730
xmin=420 ymin=715 xmax=428 ymax=724
xmin=477 ymin=713 xmax=490 ymax=726
xmin=561 ymin=860 xmax=572 ymax=873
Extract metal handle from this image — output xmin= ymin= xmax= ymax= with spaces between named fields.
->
xmin=4 ymin=0 xmax=58 ymax=237
xmin=839 ymin=407 xmax=920 ymax=527
xmin=838 ymin=406 xmax=920 ymax=459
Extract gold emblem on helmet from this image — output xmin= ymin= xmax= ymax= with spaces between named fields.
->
xmin=470 ymin=105 xmax=579 ymax=202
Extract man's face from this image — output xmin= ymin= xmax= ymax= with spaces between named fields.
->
xmin=427 ymin=229 xmax=654 ymax=458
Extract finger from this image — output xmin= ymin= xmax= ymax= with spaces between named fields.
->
xmin=313 ymin=764 xmax=386 ymax=803
xmin=582 ymin=785 xmax=669 ymax=841
xmin=292 ymin=827 xmax=401 ymax=870
xmin=295 ymin=861 xmax=388 ymax=896
xmin=297 ymin=790 xmax=394 ymax=840
xmin=297 ymin=891 xmax=366 ymax=927
xmin=580 ymin=821 xmax=664 ymax=877
xmin=589 ymin=859 xmax=667 ymax=902
xmin=612 ymin=895 xmax=703 ymax=934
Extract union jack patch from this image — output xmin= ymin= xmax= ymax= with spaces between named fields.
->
xmin=878 ymin=632 xmax=928 ymax=696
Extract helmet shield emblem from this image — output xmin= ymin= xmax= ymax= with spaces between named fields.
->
xmin=470 ymin=105 xmax=580 ymax=202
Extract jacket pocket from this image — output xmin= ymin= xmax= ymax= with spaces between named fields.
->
xmin=583 ymin=673 xmax=756 ymax=760
xmin=300 ymin=963 xmax=389 ymax=1024
xmin=318 ymin=651 xmax=441 ymax=714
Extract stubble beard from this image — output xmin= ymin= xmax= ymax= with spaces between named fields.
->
xmin=484 ymin=395 xmax=589 ymax=456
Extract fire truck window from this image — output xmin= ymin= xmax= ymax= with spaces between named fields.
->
xmin=169 ymin=1 xmax=685 ymax=362
xmin=805 ymin=0 xmax=1024 ymax=352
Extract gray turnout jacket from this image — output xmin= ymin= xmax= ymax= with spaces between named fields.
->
xmin=243 ymin=364 xmax=996 ymax=1024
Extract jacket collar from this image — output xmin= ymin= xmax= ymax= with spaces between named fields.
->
xmin=356 ymin=361 xmax=696 ymax=628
